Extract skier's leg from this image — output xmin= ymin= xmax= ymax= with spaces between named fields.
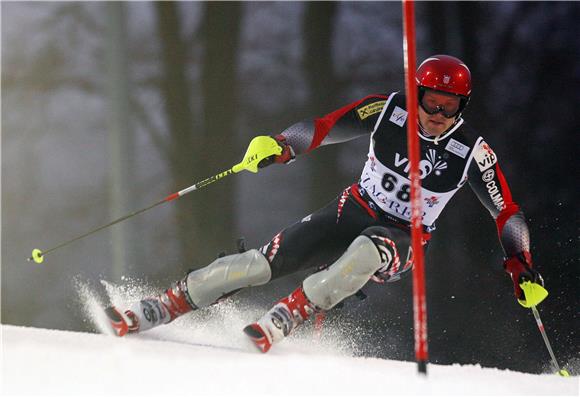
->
xmin=302 ymin=226 xmax=409 ymax=310
xmin=245 ymin=225 xmax=408 ymax=352
xmin=107 ymin=249 xmax=272 ymax=336
xmin=262 ymin=185 xmax=382 ymax=279
xmin=108 ymin=184 xmax=382 ymax=338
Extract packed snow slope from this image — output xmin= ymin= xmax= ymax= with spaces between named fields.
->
xmin=1 ymin=324 xmax=577 ymax=396
xmin=2 ymin=280 xmax=578 ymax=396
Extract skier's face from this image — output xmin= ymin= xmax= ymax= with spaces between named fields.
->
xmin=418 ymin=90 xmax=460 ymax=136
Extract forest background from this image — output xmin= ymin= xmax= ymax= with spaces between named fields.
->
xmin=2 ymin=1 xmax=578 ymax=374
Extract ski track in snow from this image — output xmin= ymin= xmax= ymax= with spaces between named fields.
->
xmin=0 ymin=280 xmax=577 ymax=396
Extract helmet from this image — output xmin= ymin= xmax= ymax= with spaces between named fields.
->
xmin=416 ymin=55 xmax=471 ymax=97
xmin=416 ymin=55 xmax=471 ymax=117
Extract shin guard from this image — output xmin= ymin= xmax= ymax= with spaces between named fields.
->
xmin=302 ymin=234 xmax=384 ymax=310
xmin=186 ymin=249 xmax=272 ymax=308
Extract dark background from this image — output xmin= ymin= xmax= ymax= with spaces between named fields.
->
xmin=2 ymin=2 xmax=578 ymax=374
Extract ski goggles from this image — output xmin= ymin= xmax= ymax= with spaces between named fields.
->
xmin=418 ymin=88 xmax=467 ymax=119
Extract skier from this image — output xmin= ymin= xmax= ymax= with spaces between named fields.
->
xmin=105 ymin=55 xmax=544 ymax=353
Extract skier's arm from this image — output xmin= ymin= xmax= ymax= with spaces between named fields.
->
xmin=467 ymin=139 xmax=544 ymax=302
xmin=280 ymin=94 xmax=392 ymax=155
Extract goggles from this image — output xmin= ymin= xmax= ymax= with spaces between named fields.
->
xmin=418 ymin=88 xmax=467 ymax=119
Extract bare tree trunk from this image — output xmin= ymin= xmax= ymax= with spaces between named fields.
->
xmin=105 ymin=2 xmax=133 ymax=280
xmin=155 ymin=2 xmax=198 ymax=265
xmin=198 ymin=2 xmax=242 ymax=259
xmin=303 ymin=2 xmax=341 ymax=210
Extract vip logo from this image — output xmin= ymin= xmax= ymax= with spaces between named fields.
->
xmin=394 ymin=149 xmax=447 ymax=179
xmin=474 ymin=140 xmax=497 ymax=171
xmin=443 ymin=75 xmax=451 ymax=84
xmin=424 ymin=196 xmax=439 ymax=208
xmin=389 ymin=106 xmax=408 ymax=127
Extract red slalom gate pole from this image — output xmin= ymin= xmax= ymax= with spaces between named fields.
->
xmin=402 ymin=0 xmax=428 ymax=375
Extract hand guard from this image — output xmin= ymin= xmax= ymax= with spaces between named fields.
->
xmin=257 ymin=135 xmax=295 ymax=168
xmin=503 ymin=251 xmax=544 ymax=303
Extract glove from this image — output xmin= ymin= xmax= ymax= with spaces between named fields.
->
xmin=503 ymin=251 xmax=544 ymax=301
xmin=257 ymin=135 xmax=295 ymax=168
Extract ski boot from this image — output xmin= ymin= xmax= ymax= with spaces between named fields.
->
xmin=105 ymin=306 xmax=139 ymax=337
xmin=105 ymin=278 xmax=194 ymax=337
xmin=243 ymin=286 xmax=318 ymax=353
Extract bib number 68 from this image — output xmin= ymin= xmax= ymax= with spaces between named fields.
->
xmin=381 ymin=173 xmax=411 ymax=202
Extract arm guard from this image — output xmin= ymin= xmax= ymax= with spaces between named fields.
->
xmin=280 ymin=94 xmax=391 ymax=155
xmin=500 ymin=211 xmax=530 ymax=257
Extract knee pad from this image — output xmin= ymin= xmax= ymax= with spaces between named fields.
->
xmin=186 ymin=249 xmax=272 ymax=308
xmin=360 ymin=226 xmax=401 ymax=275
xmin=302 ymin=234 xmax=385 ymax=310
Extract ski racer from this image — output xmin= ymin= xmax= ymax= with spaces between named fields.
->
xmin=105 ymin=54 xmax=544 ymax=353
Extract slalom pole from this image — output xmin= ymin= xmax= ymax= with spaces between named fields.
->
xmin=28 ymin=136 xmax=282 ymax=264
xmin=402 ymin=0 xmax=429 ymax=375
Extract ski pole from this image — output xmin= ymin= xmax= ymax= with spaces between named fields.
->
xmin=519 ymin=281 xmax=570 ymax=377
xmin=530 ymin=305 xmax=570 ymax=377
xmin=28 ymin=136 xmax=282 ymax=264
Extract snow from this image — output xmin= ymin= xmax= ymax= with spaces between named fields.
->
xmin=1 ymin=281 xmax=578 ymax=396
xmin=2 ymin=328 xmax=578 ymax=397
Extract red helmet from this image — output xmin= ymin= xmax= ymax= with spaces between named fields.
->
xmin=416 ymin=55 xmax=471 ymax=117
xmin=416 ymin=55 xmax=471 ymax=97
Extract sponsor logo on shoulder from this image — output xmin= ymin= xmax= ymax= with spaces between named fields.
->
xmin=389 ymin=106 xmax=408 ymax=127
xmin=474 ymin=140 xmax=497 ymax=171
xmin=445 ymin=138 xmax=469 ymax=158
xmin=357 ymin=100 xmax=386 ymax=120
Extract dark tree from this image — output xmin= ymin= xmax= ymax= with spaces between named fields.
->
xmin=198 ymin=2 xmax=243 ymax=261
xmin=303 ymin=2 xmax=343 ymax=210
xmin=155 ymin=2 xmax=198 ymax=267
